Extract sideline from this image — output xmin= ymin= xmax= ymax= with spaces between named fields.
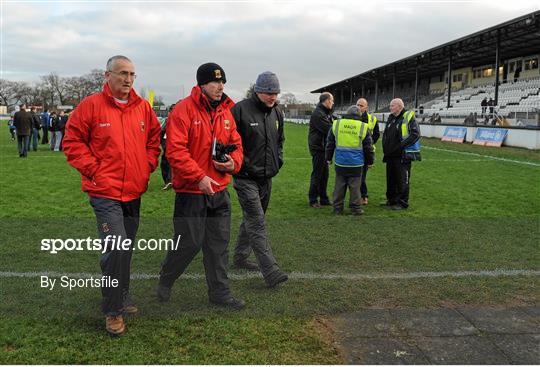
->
xmin=1 ymin=269 xmax=539 ymax=281
xmin=423 ymin=145 xmax=540 ymax=167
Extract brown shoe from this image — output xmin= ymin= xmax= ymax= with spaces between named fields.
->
xmin=121 ymin=293 xmax=138 ymax=314
xmin=362 ymin=197 xmax=369 ymax=205
xmin=106 ymin=315 xmax=126 ymax=336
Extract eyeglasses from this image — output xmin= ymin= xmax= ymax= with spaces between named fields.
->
xmin=109 ymin=70 xmax=137 ymax=79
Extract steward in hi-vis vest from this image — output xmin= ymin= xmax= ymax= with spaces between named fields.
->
xmin=326 ymin=105 xmax=374 ymax=216
xmin=356 ymin=98 xmax=381 ymax=205
xmin=382 ymin=98 xmax=421 ymax=210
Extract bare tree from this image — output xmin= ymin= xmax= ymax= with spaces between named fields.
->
xmin=139 ymin=87 xmax=147 ymax=100
xmin=83 ymin=69 xmax=105 ymax=95
xmin=280 ymin=92 xmax=298 ymax=105
xmin=41 ymin=72 xmax=68 ymax=105
xmin=154 ymin=95 xmax=165 ymax=106
xmin=244 ymin=83 xmax=255 ymax=99
xmin=0 ymin=79 xmax=21 ymax=108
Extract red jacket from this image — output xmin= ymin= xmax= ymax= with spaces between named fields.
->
xmin=166 ymin=85 xmax=243 ymax=194
xmin=63 ymin=84 xmax=161 ymax=202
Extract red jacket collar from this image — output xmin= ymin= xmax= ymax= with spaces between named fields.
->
xmin=190 ymin=85 xmax=234 ymax=112
xmin=102 ymin=83 xmax=142 ymax=109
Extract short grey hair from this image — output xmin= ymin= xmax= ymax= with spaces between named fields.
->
xmin=346 ymin=105 xmax=361 ymax=116
xmin=106 ymin=55 xmax=132 ymax=71
xmin=319 ymin=92 xmax=333 ymax=104
xmin=390 ymin=98 xmax=405 ymax=108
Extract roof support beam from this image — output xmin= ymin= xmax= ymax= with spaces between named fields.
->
xmin=494 ymin=29 xmax=501 ymax=106
xmin=447 ymin=47 xmax=453 ymax=109
xmin=414 ymin=62 xmax=419 ymax=109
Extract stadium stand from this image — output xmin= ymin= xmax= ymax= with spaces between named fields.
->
xmin=312 ymin=12 xmax=540 ymax=129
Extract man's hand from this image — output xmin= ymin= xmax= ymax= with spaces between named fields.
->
xmin=213 ymin=154 xmax=235 ymax=173
xmin=327 ymin=160 xmax=332 ymax=165
xmin=198 ymin=176 xmax=220 ymax=195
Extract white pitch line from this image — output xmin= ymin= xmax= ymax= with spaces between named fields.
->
xmin=423 ymin=146 xmax=540 ymax=167
xmin=1 ymin=269 xmax=539 ymax=281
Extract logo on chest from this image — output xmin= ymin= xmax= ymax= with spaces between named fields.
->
xmin=224 ymin=120 xmax=230 ymax=130
xmin=98 ymin=122 xmax=111 ymax=128
xmin=140 ymin=121 xmax=145 ymax=132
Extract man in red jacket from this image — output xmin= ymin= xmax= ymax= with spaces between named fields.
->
xmin=63 ymin=55 xmax=161 ymax=336
xmin=156 ymin=62 xmax=245 ymax=310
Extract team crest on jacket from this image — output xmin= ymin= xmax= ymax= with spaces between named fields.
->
xmin=275 ymin=120 xmax=279 ymax=129
xmin=224 ymin=120 xmax=230 ymax=129
xmin=140 ymin=121 xmax=145 ymax=131
xmin=101 ymin=222 xmax=110 ymax=233
xmin=215 ymin=69 xmax=222 ymax=79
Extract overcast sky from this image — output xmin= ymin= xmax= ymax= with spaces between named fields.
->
xmin=2 ymin=0 xmax=538 ymax=104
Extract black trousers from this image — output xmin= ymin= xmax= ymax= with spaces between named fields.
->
xmin=385 ymin=157 xmax=411 ymax=208
xmin=308 ymin=151 xmax=330 ymax=204
xmin=360 ymin=165 xmax=369 ymax=198
xmin=160 ymin=153 xmax=171 ymax=184
xmin=159 ymin=190 xmax=232 ymax=301
xmin=89 ymin=196 xmax=140 ymax=316
xmin=41 ymin=126 xmax=49 ymax=144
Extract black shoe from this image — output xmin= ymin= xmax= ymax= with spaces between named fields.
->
xmin=320 ymin=201 xmax=332 ymax=206
xmin=210 ymin=296 xmax=246 ymax=310
xmin=390 ymin=205 xmax=406 ymax=211
xmin=233 ymin=258 xmax=259 ymax=271
xmin=333 ymin=209 xmax=343 ymax=215
xmin=309 ymin=202 xmax=322 ymax=209
xmin=265 ymin=270 xmax=289 ymax=288
xmin=352 ymin=209 xmax=364 ymax=216
xmin=156 ymin=283 xmax=171 ymax=302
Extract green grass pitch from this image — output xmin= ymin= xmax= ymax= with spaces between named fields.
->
xmin=0 ymin=121 xmax=539 ymax=363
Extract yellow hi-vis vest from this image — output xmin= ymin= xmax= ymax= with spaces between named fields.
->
xmin=332 ymin=118 xmax=369 ymax=167
xmin=367 ymin=113 xmax=378 ymax=133
xmin=400 ymin=110 xmax=421 ymax=153
xmin=367 ymin=113 xmax=378 ymax=152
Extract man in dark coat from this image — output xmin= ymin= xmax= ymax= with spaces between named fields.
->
xmin=231 ymin=71 xmax=288 ymax=288
xmin=382 ymin=98 xmax=421 ymax=210
xmin=13 ymin=104 xmax=33 ymax=158
xmin=308 ymin=92 xmax=334 ymax=208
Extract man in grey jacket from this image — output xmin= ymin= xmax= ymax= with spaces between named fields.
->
xmin=231 ymin=71 xmax=288 ymax=288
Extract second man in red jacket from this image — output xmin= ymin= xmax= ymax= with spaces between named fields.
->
xmin=157 ymin=62 xmax=246 ymax=310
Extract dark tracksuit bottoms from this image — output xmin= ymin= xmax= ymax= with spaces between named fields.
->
xmin=308 ymin=151 xmax=330 ymax=204
xmin=233 ymin=177 xmax=279 ymax=277
xmin=89 ymin=196 xmax=140 ymax=316
xmin=385 ymin=157 xmax=411 ymax=208
xmin=159 ymin=190 xmax=232 ymax=301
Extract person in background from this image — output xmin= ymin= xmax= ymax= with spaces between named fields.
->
xmin=160 ymin=111 xmax=172 ymax=190
xmin=29 ymin=106 xmax=41 ymax=152
xmin=49 ymin=111 xmax=57 ymax=151
xmin=13 ymin=104 xmax=33 ymax=158
xmin=308 ymin=92 xmax=334 ymax=208
xmin=356 ymin=98 xmax=380 ymax=205
xmin=325 ymin=105 xmax=374 ymax=215
xmin=41 ymin=109 xmax=50 ymax=144
xmin=381 ymin=98 xmax=421 ymax=211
